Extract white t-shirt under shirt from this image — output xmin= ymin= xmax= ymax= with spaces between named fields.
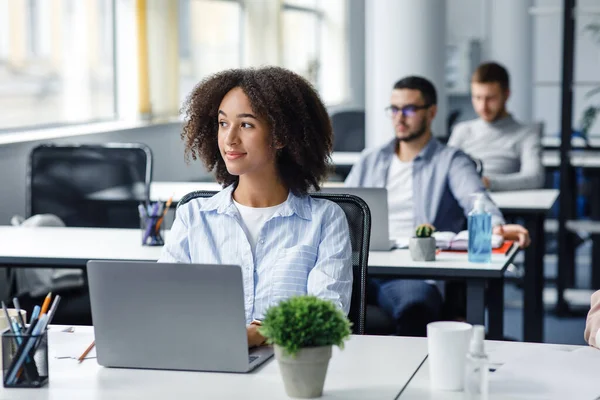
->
xmin=233 ymin=199 xmax=285 ymax=253
xmin=387 ymin=155 xmax=414 ymax=240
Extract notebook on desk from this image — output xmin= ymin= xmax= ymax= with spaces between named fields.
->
xmin=87 ymin=260 xmax=274 ymax=373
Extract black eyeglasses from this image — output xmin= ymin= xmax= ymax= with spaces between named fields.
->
xmin=385 ymin=104 xmax=431 ymax=118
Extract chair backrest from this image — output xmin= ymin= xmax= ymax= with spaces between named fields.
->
xmin=27 ymin=143 xmax=152 ymax=228
xmin=177 ymin=190 xmax=371 ymax=335
xmin=330 ymin=110 xmax=365 ymax=152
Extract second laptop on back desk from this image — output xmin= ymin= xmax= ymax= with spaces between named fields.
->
xmin=317 ymin=187 xmax=394 ymax=251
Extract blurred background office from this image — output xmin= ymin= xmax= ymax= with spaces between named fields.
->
xmin=1 ymin=0 xmax=600 ymax=344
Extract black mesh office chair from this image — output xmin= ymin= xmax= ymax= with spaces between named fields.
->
xmin=177 ymin=190 xmax=371 ymax=335
xmin=331 ymin=110 xmax=365 ymax=152
xmin=27 ymin=143 xmax=152 ymax=228
xmin=11 ymin=143 xmax=153 ymax=325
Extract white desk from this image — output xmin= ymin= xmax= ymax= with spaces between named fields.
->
xmin=331 ymin=151 xmax=361 ymax=167
xmin=489 ymin=189 xmax=559 ymax=212
xmin=0 ymin=226 xmax=514 ymax=339
xmin=0 ymin=327 xmax=429 ymax=400
xmin=369 ymin=246 xmax=519 ymax=340
xmin=543 ymin=150 xmax=600 ymax=168
xmin=398 ymin=341 xmax=586 ymax=399
xmin=0 ymin=227 xmax=162 ymax=267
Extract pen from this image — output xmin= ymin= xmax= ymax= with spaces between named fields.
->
xmin=46 ymin=295 xmax=61 ymax=326
xmin=2 ymin=302 xmax=17 ymax=336
xmin=138 ymin=203 xmax=148 ymax=219
xmin=78 ymin=340 xmax=96 ymax=363
xmin=40 ymin=292 xmax=52 ymax=315
xmin=154 ymin=195 xmax=174 ymax=233
xmin=12 ymin=298 xmax=26 ymax=329
xmin=29 ymin=305 xmax=40 ymax=324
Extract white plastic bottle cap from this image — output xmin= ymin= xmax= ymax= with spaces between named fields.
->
xmin=469 ymin=325 xmax=486 ymax=355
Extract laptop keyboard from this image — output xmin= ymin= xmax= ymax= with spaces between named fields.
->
xmin=249 ymin=355 xmax=259 ymax=363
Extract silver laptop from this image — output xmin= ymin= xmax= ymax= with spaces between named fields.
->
xmin=316 ymin=187 xmax=394 ymax=251
xmin=87 ymin=260 xmax=274 ymax=373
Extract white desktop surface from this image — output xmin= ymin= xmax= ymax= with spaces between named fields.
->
xmin=0 ymin=227 xmax=162 ymax=266
xmin=0 ymin=227 xmax=517 ymax=277
xmin=369 ymin=245 xmax=517 ymax=275
xmin=543 ymin=150 xmax=600 ymax=168
xmin=399 ymin=341 xmax=585 ymax=399
xmin=488 ymin=189 xmax=559 ymax=212
xmin=0 ymin=327 xmax=428 ymax=400
xmin=331 ymin=151 xmax=361 ymax=166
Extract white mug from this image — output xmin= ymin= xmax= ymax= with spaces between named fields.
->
xmin=427 ymin=321 xmax=473 ymax=391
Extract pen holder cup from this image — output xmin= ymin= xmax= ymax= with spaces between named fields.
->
xmin=141 ymin=214 xmax=165 ymax=246
xmin=2 ymin=330 xmax=49 ymax=388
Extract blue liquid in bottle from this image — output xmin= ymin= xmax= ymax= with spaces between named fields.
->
xmin=468 ymin=195 xmax=492 ymax=263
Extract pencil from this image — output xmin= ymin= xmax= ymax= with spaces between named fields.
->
xmin=78 ymin=340 xmax=95 ymax=363
xmin=154 ymin=195 xmax=174 ymax=232
xmin=40 ymin=292 xmax=52 ymax=315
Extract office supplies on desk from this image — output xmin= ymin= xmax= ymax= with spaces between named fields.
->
xmin=78 ymin=340 xmax=96 ymax=363
xmin=141 ymin=201 xmax=165 ymax=246
xmin=39 ymin=292 xmax=52 ymax=315
xmin=3 ymin=314 xmax=48 ymax=387
xmin=87 ymin=260 xmax=274 ymax=373
xmin=46 ymin=295 xmax=61 ymax=325
xmin=12 ymin=298 xmax=26 ymax=329
xmin=154 ymin=195 xmax=174 ymax=233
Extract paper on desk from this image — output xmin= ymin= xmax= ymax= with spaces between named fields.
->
xmin=52 ymin=330 xmax=97 ymax=360
xmin=489 ymin=346 xmax=600 ymax=399
xmin=393 ymin=237 xmax=409 ymax=249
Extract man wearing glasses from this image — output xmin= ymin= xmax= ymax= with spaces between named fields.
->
xmin=345 ymin=76 xmax=530 ymax=336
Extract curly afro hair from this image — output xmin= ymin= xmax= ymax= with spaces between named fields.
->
xmin=181 ymin=66 xmax=333 ymax=196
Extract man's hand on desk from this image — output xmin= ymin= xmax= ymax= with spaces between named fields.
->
xmin=247 ymin=321 xmax=266 ymax=348
xmin=493 ymin=224 xmax=531 ymax=249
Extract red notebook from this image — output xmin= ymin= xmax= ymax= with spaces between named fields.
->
xmin=442 ymin=240 xmax=514 ymax=255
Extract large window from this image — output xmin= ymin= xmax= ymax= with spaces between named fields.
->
xmin=282 ymin=1 xmax=321 ymax=87
xmin=178 ymin=0 xmax=348 ymax=106
xmin=0 ymin=0 xmax=115 ymax=131
xmin=178 ymin=0 xmax=242 ymax=104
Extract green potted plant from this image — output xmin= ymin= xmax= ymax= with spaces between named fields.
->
xmin=259 ymin=296 xmax=351 ymax=398
xmin=409 ymin=223 xmax=436 ymax=261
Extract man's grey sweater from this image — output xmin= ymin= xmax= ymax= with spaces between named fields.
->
xmin=448 ymin=115 xmax=545 ymax=191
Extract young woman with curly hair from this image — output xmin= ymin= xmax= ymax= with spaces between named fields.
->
xmin=158 ymin=67 xmax=352 ymax=347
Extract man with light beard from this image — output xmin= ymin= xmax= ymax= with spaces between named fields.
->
xmin=448 ymin=62 xmax=544 ymax=191
xmin=345 ymin=76 xmax=530 ymax=336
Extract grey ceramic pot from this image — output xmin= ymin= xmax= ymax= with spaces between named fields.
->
xmin=409 ymin=237 xmax=436 ymax=261
xmin=274 ymin=345 xmax=332 ymax=398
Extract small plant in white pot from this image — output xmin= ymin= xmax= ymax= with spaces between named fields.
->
xmin=409 ymin=223 xmax=436 ymax=261
xmin=259 ymin=296 xmax=351 ymax=398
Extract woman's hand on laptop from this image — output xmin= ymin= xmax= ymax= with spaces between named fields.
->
xmin=247 ymin=321 xmax=266 ymax=348
xmin=493 ymin=224 xmax=531 ymax=249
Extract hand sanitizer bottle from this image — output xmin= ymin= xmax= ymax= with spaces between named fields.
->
xmin=468 ymin=193 xmax=492 ymax=263
xmin=464 ymin=325 xmax=489 ymax=399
